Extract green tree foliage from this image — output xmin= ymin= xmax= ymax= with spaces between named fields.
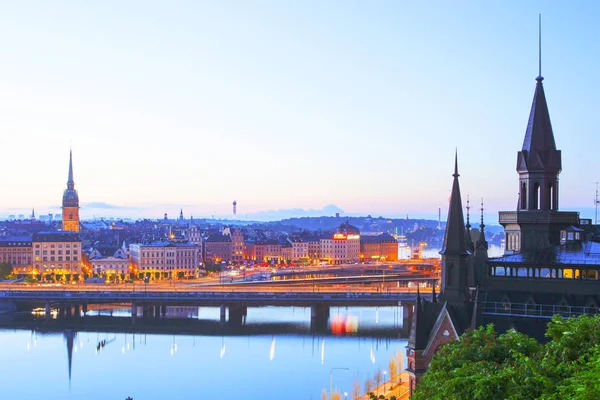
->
xmin=413 ymin=315 xmax=600 ymax=400
xmin=0 ymin=262 xmax=13 ymax=279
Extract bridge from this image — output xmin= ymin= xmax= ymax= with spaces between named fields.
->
xmin=0 ymin=289 xmax=424 ymax=328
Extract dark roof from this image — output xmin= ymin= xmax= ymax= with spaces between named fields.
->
xmin=440 ymin=153 xmax=470 ymax=256
xmin=94 ymin=246 xmax=120 ymax=257
xmin=361 ymin=234 xmax=397 ymax=244
xmin=489 ymin=241 xmax=600 ymax=266
xmin=0 ymin=236 xmax=32 ymax=247
xmin=32 ymin=231 xmax=81 ymax=242
xmin=516 ymin=77 xmax=561 ymax=173
xmin=408 ymin=297 xmax=444 ymax=350
xmin=205 ymin=234 xmax=231 ymax=243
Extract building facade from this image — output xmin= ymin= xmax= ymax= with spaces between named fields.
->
xmin=360 ymin=234 xmax=399 ymax=262
xmin=129 ymin=242 xmax=200 ymax=279
xmin=0 ymin=236 xmax=32 ymax=269
xmin=32 ymin=231 xmax=82 ymax=280
xmin=231 ymin=228 xmax=244 ymax=262
xmin=88 ymin=246 xmax=129 ymax=279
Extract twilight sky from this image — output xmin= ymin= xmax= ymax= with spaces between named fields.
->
xmin=1 ymin=1 xmax=599 ymax=221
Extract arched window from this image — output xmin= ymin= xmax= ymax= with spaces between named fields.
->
xmin=533 ymin=182 xmax=540 ymax=210
xmin=517 ymin=268 xmax=527 ymax=277
xmin=521 ymin=182 xmax=527 ymax=209
xmin=549 ymin=182 xmax=555 ymax=210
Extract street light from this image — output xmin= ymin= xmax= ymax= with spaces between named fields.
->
xmin=330 ymin=367 xmax=349 ymax=399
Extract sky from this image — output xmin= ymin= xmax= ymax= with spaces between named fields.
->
xmin=1 ymin=1 xmax=599 ymax=221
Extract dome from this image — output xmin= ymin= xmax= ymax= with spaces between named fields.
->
xmin=63 ymin=188 xmax=79 ymax=207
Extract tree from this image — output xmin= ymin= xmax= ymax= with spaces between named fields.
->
xmin=413 ymin=315 xmax=600 ymax=400
xmin=374 ymin=367 xmax=383 ymax=388
xmin=352 ymin=377 xmax=361 ymax=399
xmin=0 ymin=262 xmax=13 ymax=279
xmin=388 ymin=355 xmax=398 ymax=380
xmin=364 ymin=377 xmax=374 ymax=393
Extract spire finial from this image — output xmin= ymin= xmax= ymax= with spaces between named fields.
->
xmin=480 ymin=198 xmax=485 ymax=231
xmin=537 ymin=14 xmax=543 ymax=82
xmin=466 ymin=195 xmax=471 ymax=229
xmin=453 ymin=149 xmax=459 ymax=178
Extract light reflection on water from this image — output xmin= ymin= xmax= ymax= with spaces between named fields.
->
xmin=0 ymin=306 xmax=408 ymax=400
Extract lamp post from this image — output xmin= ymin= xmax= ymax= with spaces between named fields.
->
xmin=330 ymin=367 xmax=349 ymax=399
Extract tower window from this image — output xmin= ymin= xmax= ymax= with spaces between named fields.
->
xmin=521 ymin=182 xmax=527 ymax=209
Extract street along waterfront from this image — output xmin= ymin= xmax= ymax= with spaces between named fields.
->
xmin=0 ymin=305 xmax=407 ymax=400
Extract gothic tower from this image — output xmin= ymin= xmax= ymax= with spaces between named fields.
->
xmin=499 ymin=72 xmax=578 ymax=253
xmin=62 ymin=149 xmax=80 ymax=232
xmin=439 ymin=153 xmax=472 ymax=304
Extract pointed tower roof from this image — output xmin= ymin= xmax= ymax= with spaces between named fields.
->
xmin=67 ymin=148 xmax=74 ymax=188
xmin=517 ymin=76 xmax=562 ymax=173
xmin=476 ymin=198 xmax=489 ymax=251
xmin=440 ymin=152 xmax=470 ymax=256
xmin=465 ymin=196 xmax=474 ymax=253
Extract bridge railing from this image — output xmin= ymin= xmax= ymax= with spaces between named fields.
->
xmin=480 ymin=301 xmax=600 ymax=319
xmin=0 ymin=290 xmax=421 ymax=303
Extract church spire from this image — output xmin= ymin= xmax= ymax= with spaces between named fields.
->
xmin=67 ymin=147 xmax=74 ymax=189
xmin=440 ymin=151 xmax=470 ymax=256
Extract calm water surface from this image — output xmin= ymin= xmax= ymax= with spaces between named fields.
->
xmin=0 ymin=306 xmax=407 ymax=400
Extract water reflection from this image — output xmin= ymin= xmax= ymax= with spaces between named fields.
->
xmin=1 ymin=306 xmax=409 ymax=400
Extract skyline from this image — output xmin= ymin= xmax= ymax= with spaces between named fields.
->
xmin=2 ymin=2 xmax=599 ymax=221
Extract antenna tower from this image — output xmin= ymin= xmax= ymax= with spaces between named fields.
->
xmin=233 ymin=200 xmax=237 ymax=221
xmin=595 ymin=183 xmax=599 ymax=225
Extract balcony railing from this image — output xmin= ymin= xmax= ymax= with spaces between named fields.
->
xmin=481 ymin=301 xmax=598 ymax=319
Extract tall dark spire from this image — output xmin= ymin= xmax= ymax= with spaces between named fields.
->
xmin=440 ymin=151 xmax=470 ymax=256
xmin=476 ymin=198 xmax=488 ymax=251
xmin=517 ymin=14 xmax=560 ymax=175
xmin=67 ymin=148 xmax=74 ymax=189
xmin=465 ymin=195 xmax=474 ymax=252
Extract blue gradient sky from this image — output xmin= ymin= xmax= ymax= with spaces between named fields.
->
xmin=1 ymin=1 xmax=599 ymax=220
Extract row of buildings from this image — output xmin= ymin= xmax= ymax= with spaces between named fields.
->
xmin=0 ymin=147 xmax=401 ymax=281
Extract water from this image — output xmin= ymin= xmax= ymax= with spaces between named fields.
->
xmin=0 ymin=306 xmax=407 ymax=400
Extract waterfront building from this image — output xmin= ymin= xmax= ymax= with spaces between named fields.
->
xmin=129 ymin=242 xmax=200 ymax=279
xmin=360 ymin=234 xmax=399 ymax=262
xmin=0 ymin=236 xmax=32 ymax=276
xmin=204 ymin=233 xmax=232 ymax=263
xmin=32 ymin=231 xmax=82 ymax=279
xmin=254 ymin=240 xmax=282 ymax=264
xmin=62 ymin=149 xmax=80 ymax=233
xmin=231 ymin=228 xmax=244 ymax=262
xmin=88 ymin=245 xmax=129 ymax=279
xmin=320 ymin=223 xmax=360 ymax=265
xmin=305 ymin=236 xmax=322 ymax=263
xmin=288 ymin=237 xmax=309 ymax=263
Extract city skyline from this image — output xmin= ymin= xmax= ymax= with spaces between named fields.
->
xmin=1 ymin=2 xmax=599 ymax=220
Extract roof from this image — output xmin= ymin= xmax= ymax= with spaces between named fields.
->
xmin=32 ymin=231 xmax=81 ymax=242
xmin=489 ymin=241 xmax=600 ymax=266
xmin=440 ymin=153 xmax=470 ymax=256
xmin=205 ymin=234 xmax=231 ymax=243
xmin=0 ymin=236 xmax=32 ymax=247
xmin=360 ymin=234 xmax=397 ymax=244
xmin=516 ymin=77 xmax=561 ymax=173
